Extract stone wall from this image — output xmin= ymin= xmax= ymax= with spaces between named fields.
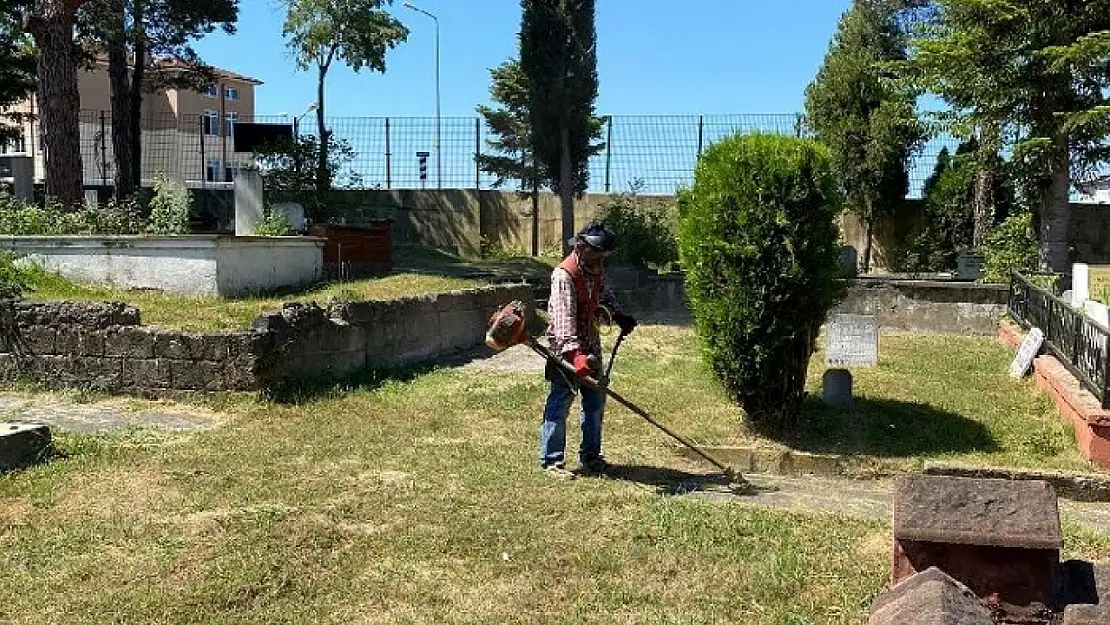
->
xmin=0 ymin=284 xmax=534 ymax=396
xmin=609 ymin=272 xmax=1009 ymax=336
xmin=252 ymin=284 xmax=535 ymax=386
xmin=0 ymin=301 xmax=259 ymax=395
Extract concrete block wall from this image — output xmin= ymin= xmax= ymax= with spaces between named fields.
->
xmin=0 ymin=284 xmax=534 ymax=396
xmin=610 ymin=272 xmax=1009 ymax=336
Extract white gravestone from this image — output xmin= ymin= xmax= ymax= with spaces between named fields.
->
xmin=1009 ymin=327 xmax=1045 ymax=378
xmin=1085 ymin=300 xmax=1110 ymax=329
xmin=1073 ymin=263 xmax=1091 ymax=305
xmin=234 ymin=168 xmax=265 ymax=236
xmin=825 ymin=314 xmax=879 ymax=368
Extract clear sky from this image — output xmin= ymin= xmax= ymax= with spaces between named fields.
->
xmin=193 ymin=0 xmax=855 ymax=118
xmin=191 ymin=0 xmax=958 ymax=195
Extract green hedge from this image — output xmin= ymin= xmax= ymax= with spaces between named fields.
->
xmin=677 ymin=133 xmax=845 ymax=433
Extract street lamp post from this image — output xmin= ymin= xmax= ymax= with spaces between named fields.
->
xmin=403 ymin=1 xmax=441 ymax=189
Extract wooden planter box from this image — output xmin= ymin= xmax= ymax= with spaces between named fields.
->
xmin=308 ymin=221 xmax=393 ymax=276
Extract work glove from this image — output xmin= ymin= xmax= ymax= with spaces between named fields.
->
xmin=571 ymin=351 xmax=600 ymax=379
xmin=613 ymin=311 xmax=637 ymax=337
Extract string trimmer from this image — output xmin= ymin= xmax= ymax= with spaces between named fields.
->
xmin=485 ymin=300 xmax=754 ymax=495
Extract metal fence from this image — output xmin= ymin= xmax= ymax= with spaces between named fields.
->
xmin=1008 ymin=271 xmax=1110 ymax=408
xmin=67 ymin=111 xmax=960 ymax=197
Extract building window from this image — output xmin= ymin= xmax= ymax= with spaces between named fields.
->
xmin=224 ymin=87 xmax=240 ymax=101
xmin=206 ymin=158 xmax=221 ymax=182
xmin=205 ymin=84 xmax=218 ymax=98
xmin=202 ymin=110 xmax=219 ymax=136
xmin=0 ymin=134 xmax=23 ymax=154
xmin=224 ymin=161 xmax=241 ymax=182
xmin=225 ymin=112 xmax=239 ymax=138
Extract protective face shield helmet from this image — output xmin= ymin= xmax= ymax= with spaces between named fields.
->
xmin=570 ymin=222 xmax=617 ymax=252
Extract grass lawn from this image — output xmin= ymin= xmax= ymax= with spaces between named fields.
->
xmin=614 ymin=326 xmax=1094 ymax=475
xmin=2 ymin=325 xmax=1108 ymax=624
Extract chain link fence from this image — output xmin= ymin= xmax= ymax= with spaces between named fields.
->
xmin=69 ymin=111 xmax=959 ymax=198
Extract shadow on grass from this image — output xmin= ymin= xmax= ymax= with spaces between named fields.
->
xmin=261 ymin=345 xmax=508 ymax=405
xmin=598 ymin=464 xmax=733 ymax=495
xmin=768 ymin=395 xmax=1000 ymax=458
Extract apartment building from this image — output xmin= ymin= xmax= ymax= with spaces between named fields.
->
xmin=0 ymin=57 xmax=263 ymax=188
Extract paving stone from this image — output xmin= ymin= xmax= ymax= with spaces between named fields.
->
xmin=0 ymin=421 xmax=51 ymax=471
xmin=869 ymin=567 xmax=994 ymax=625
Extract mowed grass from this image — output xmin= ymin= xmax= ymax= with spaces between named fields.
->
xmin=21 ymin=266 xmax=484 ymax=332
xmin=613 ymin=326 xmax=1093 ymax=475
xmin=2 ymin=326 xmax=1109 ymax=623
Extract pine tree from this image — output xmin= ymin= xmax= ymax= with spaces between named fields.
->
xmin=804 ymin=0 xmax=925 ymax=273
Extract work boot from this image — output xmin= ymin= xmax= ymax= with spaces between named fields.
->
xmin=579 ymin=456 xmax=612 ymax=475
xmin=543 ymin=462 xmax=576 ymax=480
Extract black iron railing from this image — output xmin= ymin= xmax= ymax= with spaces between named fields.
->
xmin=1009 ymin=270 xmax=1110 ymax=408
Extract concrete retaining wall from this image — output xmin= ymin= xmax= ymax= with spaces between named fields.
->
xmin=611 ymin=273 xmax=1008 ymax=335
xmin=0 ymin=284 xmax=533 ymax=396
xmin=0 ymin=235 xmax=325 ymax=297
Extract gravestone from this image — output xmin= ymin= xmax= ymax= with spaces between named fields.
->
xmin=1009 ymin=327 xmax=1044 ymax=378
xmin=234 ymin=168 xmax=265 ymax=236
xmin=0 ymin=155 xmax=33 ymax=200
xmin=956 ymin=250 xmax=984 ymax=281
xmin=1074 ymin=263 xmax=1091 ymax=304
xmin=1084 ymin=300 xmax=1109 ymax=328
xmin=840 ymin=245 xmax=859 ymax=275
xmin=822 ymin=369 xmax=853 ymax=408
xmin=0 ymin=421 xmax=51 ymax=471
xmin=869 ymin=567 xmax=994 ymax=625
xmin=825 ymin=314 xmax=878 ymax=368
xmin=892 ymin=475 xmax=1062 ymax=617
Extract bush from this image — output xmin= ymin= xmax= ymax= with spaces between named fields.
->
xmin=596 ymin=187 xmax=678 ymax=270
xmin=254 ymin=207 xmax=297 ymax=237
xmin=0 ymin=251 xmax=31 ymax=299
xmin=0 ymin=196 xmax=145 ymax=236
xmin=145 ymin=174 xmax=192 ymax=235
xmin=677 ymin=133 xmax=845 ymax=433
xmin=982 ymin=211 xmax=1038 ymax=284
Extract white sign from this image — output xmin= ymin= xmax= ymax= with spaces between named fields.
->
xmin=1073 ymin=263 xmax=1091 ymax=304
xmin=1009 ymin=327 xmax=1045 ymax=378
xmin=826 ymin=314 xmax=878 ymax=368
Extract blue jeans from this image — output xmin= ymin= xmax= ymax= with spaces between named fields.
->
xmin=540 ymin=370 xmax=607 ymax=467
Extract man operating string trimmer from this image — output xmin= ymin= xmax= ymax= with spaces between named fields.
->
xmin=539 ymin=221 xmax=637 ymax=480
xmin=485 ymin=222 xmax=752 ymax=492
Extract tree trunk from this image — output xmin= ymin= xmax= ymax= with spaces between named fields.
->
xmin=559 ymin=124 xmax=574 ymax=256
xmin=972 ymin=166 xmax=995 ymax=249
xmin=107 ymin=25 xmax=134 ymax=199
xmin=27 ymin=0 xmax=87 ymax=209
xmin=862 ymin=212 xmax=874 ymax=274
xmin=531 ymin=160 xmax=539 ymax=257
xmin=128 ymin=6 xmax=145 ymax=191
xmin=315 ymin=66 xmax=331 ymax=207
xmin=1038 ymin=134 xmax=1072 ymax=274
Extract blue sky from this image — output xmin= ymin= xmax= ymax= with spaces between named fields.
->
xmin=192 ymin=0 xmax=959 ymax=194
xmin=194 ymin=0 xmax=855 ymax=118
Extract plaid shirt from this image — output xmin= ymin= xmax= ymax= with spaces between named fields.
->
xmin=546 ymin=260 xmax=619 ymax=358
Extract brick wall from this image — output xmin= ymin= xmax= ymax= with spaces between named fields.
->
xmin=0 ymin=284 xmax=534 ymax=396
